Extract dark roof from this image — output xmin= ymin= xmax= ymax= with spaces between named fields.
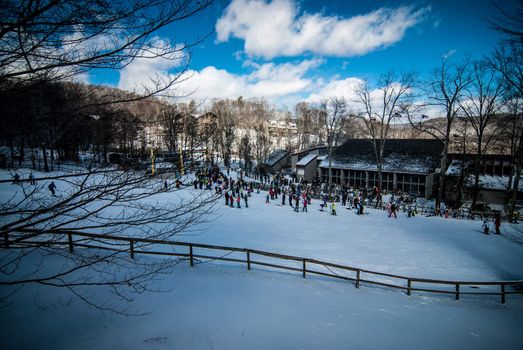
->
xmin=296 ymin=153 xmax=317 ymax=166
xmin=320 ymin=139 xmax=443 ymax=174
xmin=291 ymin=145 xmax=328 ymax=157
xmin=266 ymin=149 xmax=290 ymax=167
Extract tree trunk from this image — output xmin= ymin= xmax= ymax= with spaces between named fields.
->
xmin=19 ymin=136 xmax=24 ymax=166
xmin=41 ymin=143 xmax=49 ymax=172
xmin=328 ymin=146 xmax=333 ymax=200
xmin=471 ymin=154 xmax=481 ymax=208
xmin=436 ymin=133 xmax=450 ymax=208
xmin=10 ymin=138 xmax=14 ymax=167
xmin=509 ymin=164 xmax=521 ymax=216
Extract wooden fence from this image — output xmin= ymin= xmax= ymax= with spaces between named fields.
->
xmin=3 ymin=228 xmax=523 ymax=304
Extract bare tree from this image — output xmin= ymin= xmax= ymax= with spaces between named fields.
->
xmin=0 ymin=0 xmax=213 ymax=85
xmin=249 ymin=99 xmax=271 ymax=168
xmin=0 ymin=0 xmax=217 ymax=312
xmin=460 ymin=60 xmax=505 ymax=207
xmin=405 ymin=59 xmax=470 ymax=207
xmin=488 ymin=0 xmax=523 ymax=44
xmin=498 ymin=96 xmax=523 ymax=215
xmin=488 ymin=0 xmax=523 ymax=214
xmin=239 ymin=134 xmax=253 ymax=173
xmin=354 ymin=71 xmax=415 ymax=192
xmin=0 ymin=169 xmax=220 ymax=312
xmin=211 ymin=100 xmax=237 ymax=168
xmin=295 ymin=102 xmax=314 ymax=150
xmin=320 ymin=97 xmax=349 ymax=198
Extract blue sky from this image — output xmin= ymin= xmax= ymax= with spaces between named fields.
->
xmin=93 ymin=0 xmax=517 ymax=110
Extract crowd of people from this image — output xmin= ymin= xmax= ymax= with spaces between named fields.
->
xmin=8 ymin=165 xmax=515 ymax=234
xmin=188 ymin=167 xmax=514 ymax=235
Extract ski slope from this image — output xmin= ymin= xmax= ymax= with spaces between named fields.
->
xmin=1 ymin=168 xmax=522 ymax=349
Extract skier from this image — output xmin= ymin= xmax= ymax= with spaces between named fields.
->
xmin=494 ymin=212 xmax=501 ymax=235
xmin=302 ymin=198 xmax=308 ymax=212
xmin=193 ymin=179 xmax=198 ymax=189
xmin=266 ymin=193 xmax=270 ymax=204
xmin=164 ymin=180 xmax=168 ymax=191
xmin=229 ymin=195 xmax=234 ymax=208
xmin=331 ymin=202 xmax=337 ymax=216
xmin=282 ymin=191 xmax=286 ymax=206
xmin=12 ymin=173 xmax=20 ymax=185
xmin=225 ymin=191 xmax=230 ymax=206
xmin=236 ymin=195 xmax=241 ymax=208
xmin=48 ymin=181 xmax=57 ymax=196
xmin=294 ymin=195 xmax=299 ymax=212
xmin=29 ymin=172 xmax=36 ymax=185
xmin=244 ymin=194 xmax=248 ymax=208
xmin=483 ymin=220 xmax=490 ymax=235
xmin=389 ymin=202 xmax=397 ymax=218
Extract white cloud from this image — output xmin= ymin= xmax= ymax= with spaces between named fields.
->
xmin=442 ymin=49 xmax=457 ymax=59
xmin=177 ymin=58 xmax=322 ymax=102
xmin=118 ymin=50 xmax=324 ymax=105
xmin=216 ymin=0 xmax=429 ymax=59
xmin=306 ymin=77 xmax=364 ymax=103
xmin=118 ymin=37 xmax=186 ymax=91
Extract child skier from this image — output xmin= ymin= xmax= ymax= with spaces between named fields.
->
xmin=331 ymin=202 xmax=337 ymax=216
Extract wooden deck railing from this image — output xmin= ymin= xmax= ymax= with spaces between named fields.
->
xmin=3 ymin=228 xmax=523 ymax=304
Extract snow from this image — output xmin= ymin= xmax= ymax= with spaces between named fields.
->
xmin=319 ymin=154 xmax=433 ymax=174
xmin=467 ymin=174 xmax=523 ymax=191
xmin=265 ymin=149 xmax=289 ymax=166
xmin=1 ymin=168 xmax=523 ymax=349
xmin=296 ymin=153 xmax=317 ymax=166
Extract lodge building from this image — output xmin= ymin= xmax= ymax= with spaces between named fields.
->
xmin=316 ymin=139 xmax=444 ymax=198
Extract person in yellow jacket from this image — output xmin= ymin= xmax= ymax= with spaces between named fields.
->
xmin=331 ymin=202 xmax=337 ymax=216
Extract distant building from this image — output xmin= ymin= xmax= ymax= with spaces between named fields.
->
xmin=318 ymin=139 xmax=444 ymax=198
xmin=445 ymin=153 xmax=520 ymax=208
xmin=296 ymin=153 xmax=319 ymax=182
xmin=263 ymin=149 xmax=291 ymax=173
xmin=290 ymin=146 xmax=329 ymax=174
xmin=268 ymin=119 xmax=297 ymax=138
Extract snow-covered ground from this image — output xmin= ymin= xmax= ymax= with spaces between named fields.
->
xmin=1 ymin=168 xmax=523 ymax=349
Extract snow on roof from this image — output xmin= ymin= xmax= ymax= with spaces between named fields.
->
xmin=297 ymin=153 xmax=317 ymax=166
xmin=265 ymin=149 xmax=289 ymax=167
xmin=467 ymin=175 xmax=523 ymax=191
xmin=320 ymin=139 xmax=442 ymax=174
xmin=445 ymin=161 xmax=464 ymax=176
xmin=319 ymin=155 xmax=433 ymax=174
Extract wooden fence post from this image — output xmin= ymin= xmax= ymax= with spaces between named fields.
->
xmin=356 ymin=269 xmax=360 ymax=289
xmin=3 ymin=231 xmax=8 ymax=248
xmin=68 ymin=233 xmax=73 ymax=252
xmin=302 ymin=259 xmax=306 ymax=278
xmin=501 ymin=283 xmax=506 ymax=304
xmin=455 ymin=283 xmax=460 ymax=300
xmin=407 ymin=279 xmax=412 ymax=296
xmin=246 ymin=250 xmax=251 ymax=270
xmin=130 ymin=241 xmax=134 ymax=259
xmin=189 ymin=245 xmax=194 ymax=267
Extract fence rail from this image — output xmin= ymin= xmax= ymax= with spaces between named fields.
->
xmin=3 ymin=228 xmax=523 ymax=304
